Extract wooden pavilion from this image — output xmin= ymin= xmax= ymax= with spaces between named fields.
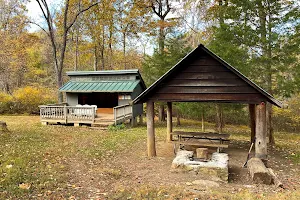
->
xmin=133 ymin=44 xmax=282 ymax=159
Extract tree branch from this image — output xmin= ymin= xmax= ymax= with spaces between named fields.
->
xmin=26 ymin=20 xmax=51 ymax=37
xmin=66 ymin=1 xmax=101 ymax=32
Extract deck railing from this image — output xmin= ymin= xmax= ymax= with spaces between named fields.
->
xmin=113 ymin=104 xmax=133 ymax=124
xmin=39 ymin=105 xmax=96 ymax=124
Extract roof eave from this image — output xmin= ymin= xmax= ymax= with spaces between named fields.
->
xmin=200 ymin=45 xmax=283 ymax=108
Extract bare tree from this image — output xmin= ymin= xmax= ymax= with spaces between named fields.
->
xmin=34 ymin=0 xmax=100 ymax=102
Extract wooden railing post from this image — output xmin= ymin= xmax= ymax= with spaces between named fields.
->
xmin=123 ymin=106 xmax=125 ymax=122
xmin=114 ymin=108 xmax=117 ymax=125
xmin=64 ymin=106 xmax=67 ymax=124
xmin=92 ymin=107 xmax=95 ymax=123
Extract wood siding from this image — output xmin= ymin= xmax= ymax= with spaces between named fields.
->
xmin=150 ymin=50 xmax=265 ymax=103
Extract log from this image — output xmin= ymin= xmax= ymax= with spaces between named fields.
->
xmin=196 ymin=148 xmax=208 ymax=160
xmin=0 ymin=121 xmax=9 ymax=132
xmin=247 ymin=158 xmax=272 ymax=185
xmin=268 ymin=168 xmax=283 ymax=188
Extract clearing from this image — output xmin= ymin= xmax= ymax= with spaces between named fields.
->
xmin=0 ymin=116 xmax=300 ymax=199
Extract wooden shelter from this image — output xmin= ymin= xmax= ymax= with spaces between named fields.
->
xmin=40 ymin=69 xmax=146 ymax=126
xmin=133 ymin=44 xmax=282 ymax=159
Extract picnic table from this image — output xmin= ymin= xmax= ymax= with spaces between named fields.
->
xmin=170 ymin=131 xmax=230 ymax=153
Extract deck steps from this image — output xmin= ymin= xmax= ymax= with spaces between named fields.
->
xmin=92 ymin=120 xmax=114 ymax=127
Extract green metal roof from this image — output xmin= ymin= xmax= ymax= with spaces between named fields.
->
xmin=66 ymin=69 xmax=139 ymax=76
xmin=59 ymin=81 xmax=140 ymax=93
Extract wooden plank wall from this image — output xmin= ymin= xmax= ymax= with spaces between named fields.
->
xmin=150 ymin=51 xmax=265 ymax=103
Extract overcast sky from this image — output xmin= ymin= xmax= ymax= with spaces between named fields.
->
xmin=26 ymin=0 xmax=62 ymax=32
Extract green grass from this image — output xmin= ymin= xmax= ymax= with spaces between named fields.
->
xmin=0 ymin=116 xmax=300 ymax=199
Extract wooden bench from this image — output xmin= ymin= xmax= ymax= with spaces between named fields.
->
xmin=171 ymin=131 xmax=230 ymax=153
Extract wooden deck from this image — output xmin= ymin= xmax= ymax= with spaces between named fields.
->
xmin=39 ymin=104 xmax=132 ymax=127
xmin=92 ymin=113 xmax=114 ymax=127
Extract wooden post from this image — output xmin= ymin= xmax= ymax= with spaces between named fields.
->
xmin=167 ymin=102 xmax=172 ymax=142
xmin=131 ymin=117 xmax=137 ymax=127
xmin=147 ymin=101 xmax=156 ymax=157
xmin=255 ymin=102 xmax=267 ymax=160
xmin=249 ymin=104 xmax=256 ymax=143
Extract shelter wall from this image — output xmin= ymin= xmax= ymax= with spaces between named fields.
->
xmin=132 ymin=84 xmax=143 ymax=117
xmin=148 ymin=50 xmax=266 ymax=103
xmin=66 ymin=93 xmax=78 ymax=106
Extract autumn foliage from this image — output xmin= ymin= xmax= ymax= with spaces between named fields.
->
xmin=0 ymin=86 xmax=55 ymax=114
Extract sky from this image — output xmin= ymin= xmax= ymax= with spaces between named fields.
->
xmin=26 ymin=0 xmax=62 ymax=32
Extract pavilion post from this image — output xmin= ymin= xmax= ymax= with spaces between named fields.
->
xmin=147 ymin=101 xmax=156 ymax=157
xmin=167 ymin=102 xmax=172 ymax=142
xmin=249 ymin=104 xmax=256 ymax=143
xmin=255 ymin=102 xmax=267 ymax=160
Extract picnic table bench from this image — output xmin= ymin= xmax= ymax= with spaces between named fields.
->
xmin=170 ymin=131 xmax=230 ymax=153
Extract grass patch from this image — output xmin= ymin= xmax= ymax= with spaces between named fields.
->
xmin=0 ymin=116 xmax=300 ymax=199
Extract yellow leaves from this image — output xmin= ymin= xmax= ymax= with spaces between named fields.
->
xmin=0 ymin=86 xmax=55 ymax=114
xmin=0 ymin=92 xmax=13 ymax=103
xmin=19 ymin=183 xmax=31 ymax=190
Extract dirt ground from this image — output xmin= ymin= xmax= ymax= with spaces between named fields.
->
xmin=66 ymin=137 xmax=300 ymax=199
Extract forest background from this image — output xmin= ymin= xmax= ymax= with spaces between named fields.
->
xmin=0 ymin=0 xmax=300 ymax=141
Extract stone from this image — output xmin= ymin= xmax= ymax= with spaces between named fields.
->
xmin=171 ymin=150 xmax=194 ymax=169
xmin=171 ymin=151 xmax=229 ymax=182
xmin=0 ymin=121 xmax=9 ymax=132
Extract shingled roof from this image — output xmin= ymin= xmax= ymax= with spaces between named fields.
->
xmin=134 ymin=44 xmax=282 ymax=107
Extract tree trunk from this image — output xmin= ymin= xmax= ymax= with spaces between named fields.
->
xmin=166 ymin=102 xmax=172 ymax=142
xmin=266 ymin=103 xmax=274 ymax=144
xmin=216 ymin=104 xmax=224 ymax=133
xmin=158 ymin=23 xmax=165 ymax=54
xmin=108 ymin=25 xmax=113 ymax=69
xmin=74 ymin=31 xmax=79 ymax=71
xmin=259 ymin=1 xmax=274 ymax=145
xmin=57 ymin=71 xmax=63 ymax=103
xmin=249 ymin=104 xmax=256 ymax=143
xmin=93 ymin=44 xmax=98 ymax=71
xmin=123 ymin=31 xmax=126 ymax=69
xmin=158 ymin=104 xmax=165 ymax=122
xmin=176 ymin=113 xmax=181 ymax=126
xmin=201 ymin=107 xmax=205 ymax=132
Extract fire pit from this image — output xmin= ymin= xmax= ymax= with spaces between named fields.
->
xmin=171 ymin=150 xmax=229 ymax=182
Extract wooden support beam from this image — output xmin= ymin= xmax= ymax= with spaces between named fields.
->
xmin=167 ymin=102 xmax=172 ymax=142
xmin=147 ymin=101 xmax=156 ymax=157
xmin=131 ymin=117 xmax=137 ymax=127
xmin=255 ymin=102 xmax=267 ymax=160
xmin=249 ymin=104 xmax=256 ymax=143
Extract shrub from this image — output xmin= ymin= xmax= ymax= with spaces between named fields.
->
xmin=13 ymin=86 xmax=55 ymax=114
xmin=273 ymin=94 xmax=300 ymax=132
xmin=0 ymin=92 xmax=13 ymax=113
xmin=0 ymin=86 xmax=55 ymax=114
xmin=108 ymin=123 xmax=126 ymax=132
